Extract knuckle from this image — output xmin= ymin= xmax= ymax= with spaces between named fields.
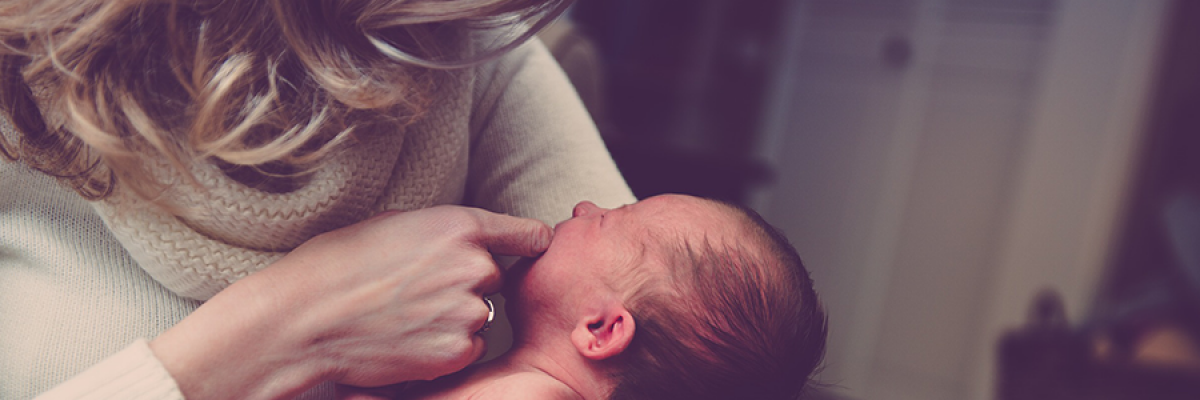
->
xmin=456 ymin=213 xmax=486 ymax=235
xmin=444 ymin=260 xmax=489 ymax=285
xmin=469 ymin=257 xmax=499 ymax=274
xmin=449 ymin=300 xmax=478 ymax=321
xmin=453 ymin=335 xmax=474 ymax=354
xmin=465 ymin=261 xmax=501 ymax=289
xmin=451 ymin=337 xmax=478 ymax=364
xmin=432 ymin=337 xmax=475 ymax=370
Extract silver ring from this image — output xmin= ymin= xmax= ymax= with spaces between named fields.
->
xmin=478 ymin=297 xmax=495 ymax=334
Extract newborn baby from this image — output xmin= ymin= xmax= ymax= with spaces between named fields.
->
xmin=389 ymin=194 xmax=827 ymax=399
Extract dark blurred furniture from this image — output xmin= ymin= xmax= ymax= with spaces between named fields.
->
xmin=567 ymin=0 xmax=788 ymax=205
xmin=1001 ymin=3 xmax=1200 ymax=398
xmin=1000 ymin=3 xmax=1200 ymax=393
xmin=1097 ymin=0 xmax=1200 ymax=332
xmin=997 ymin=292 xmax=1200 ymax=400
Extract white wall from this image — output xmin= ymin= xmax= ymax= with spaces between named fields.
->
xmin=751 ymin=1 xmax=1168 ymax=399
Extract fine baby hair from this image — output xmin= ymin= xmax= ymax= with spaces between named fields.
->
xmin=609 ymin=200 xmax=828 ymax=400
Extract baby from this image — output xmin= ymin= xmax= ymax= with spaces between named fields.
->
xmin=378 ymin=194 xmax=827 ymax=400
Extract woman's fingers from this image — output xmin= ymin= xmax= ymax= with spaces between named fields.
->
xmin=473 ymin=260 xmax=504 ymax=295
xmin=463 ymin=208 xmax=553 ymax=257
xmin=469 ymin=330 xmax=489 ymax=363
xmin=171 ymin=205 xmax=552 ymax=394
xmin=407 ymin=207 xmax=533 ymax=294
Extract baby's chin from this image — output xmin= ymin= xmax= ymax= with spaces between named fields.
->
xmin=500 ymin=256 xmax=542 ymax=328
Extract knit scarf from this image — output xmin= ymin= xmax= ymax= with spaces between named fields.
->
xmin=92 ymin=73 xmax=472 ymax=300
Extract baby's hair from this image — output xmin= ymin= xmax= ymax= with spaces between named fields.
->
xmin=0 ymin=0 xmax=567 ymax=210
xmin=609 ymin=201 xmax=828 ymax=400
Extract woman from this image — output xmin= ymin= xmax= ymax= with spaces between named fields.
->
xmin=0 ymin=0 xmax=634 ymax=398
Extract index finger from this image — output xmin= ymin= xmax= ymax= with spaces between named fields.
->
xmin=467 ymin=210 xmax=553 ymax=257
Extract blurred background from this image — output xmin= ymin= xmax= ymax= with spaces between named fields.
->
xmin=539 ymin=0 xmax=1200 ymax=399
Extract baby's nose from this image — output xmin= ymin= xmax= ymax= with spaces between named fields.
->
xmin=573 ymin=201 xmax=602 ymax=217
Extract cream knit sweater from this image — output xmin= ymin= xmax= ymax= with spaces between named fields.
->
xmin=0 ymin=37 xmax=634 ymax=399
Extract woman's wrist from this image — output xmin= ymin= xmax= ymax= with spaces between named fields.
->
xmin=149 ymin=266 xmax=329 ymax=400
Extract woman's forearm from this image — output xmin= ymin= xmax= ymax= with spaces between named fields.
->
xmin=149 ymin=264 xmax=327 ymax=400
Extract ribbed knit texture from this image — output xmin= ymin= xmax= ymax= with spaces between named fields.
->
xmin=34 ymin=340 xmax=182 ymax=400
xmin=1 ymin=36 xmax=635 ymax=399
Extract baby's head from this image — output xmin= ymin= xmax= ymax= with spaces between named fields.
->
xmin=506 ymin=194 xmax=827 ymax=400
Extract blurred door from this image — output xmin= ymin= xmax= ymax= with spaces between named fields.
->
xmin=752 ymin=0 xmax=1168 ymax=399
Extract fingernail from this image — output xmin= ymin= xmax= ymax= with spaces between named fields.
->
xmin=536 ymin=226 xmax=552 ymax=252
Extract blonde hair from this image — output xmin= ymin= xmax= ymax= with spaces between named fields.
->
xmin=0 ymin=0 xmax=567 ymax=207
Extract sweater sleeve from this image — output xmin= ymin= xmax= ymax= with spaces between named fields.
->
xmin=465 ymin=37 xmax=636 ymax=226
xmin=35 ymin=339 xmax=183 ymax=400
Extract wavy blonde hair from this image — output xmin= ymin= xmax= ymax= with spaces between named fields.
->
xmin=0 ymin=0 xmax=567 ymax=207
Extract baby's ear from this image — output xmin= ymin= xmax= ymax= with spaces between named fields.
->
xmin=570 ymin=304 xmax=635 ymax=361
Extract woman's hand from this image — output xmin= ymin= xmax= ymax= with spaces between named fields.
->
xmin=148 ymin=206 xmax=552 ymax=400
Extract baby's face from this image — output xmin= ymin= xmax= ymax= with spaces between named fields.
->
xmin=506 ymin=194 xmax=735 ymax=319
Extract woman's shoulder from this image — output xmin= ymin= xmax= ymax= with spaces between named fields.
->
xmin=467 ymin=27 xmax=556 ymax=89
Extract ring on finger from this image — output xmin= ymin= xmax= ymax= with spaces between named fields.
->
xmin=477 ymin=297 xmax=495 ymax=334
